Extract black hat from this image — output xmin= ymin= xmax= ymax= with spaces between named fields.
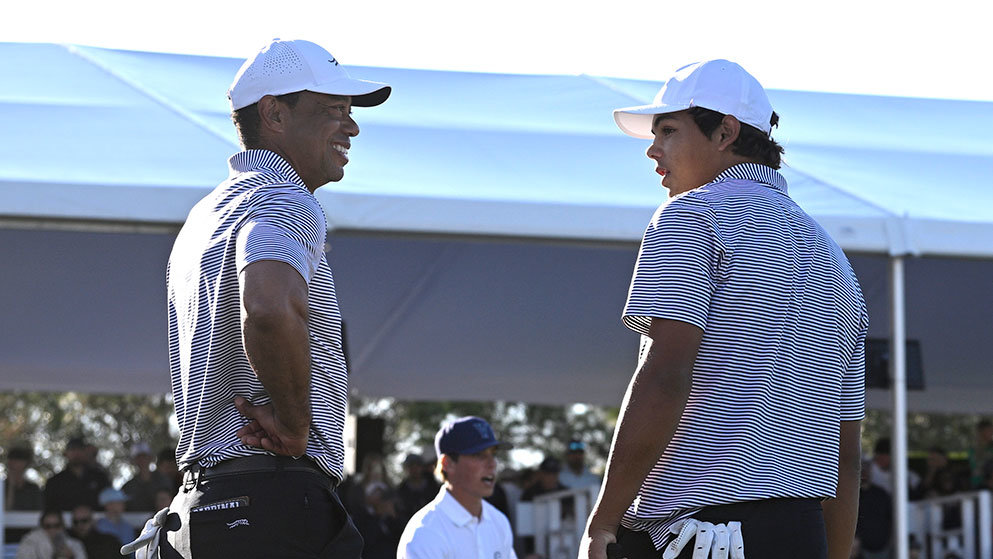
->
xmin=539 ymin=457 xmax=562 ymax=473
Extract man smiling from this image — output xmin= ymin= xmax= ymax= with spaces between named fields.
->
xmin=162 ymin=39 xmax=389 ymax=558
xmin=398 ymin=416 xmax=516 ymax=559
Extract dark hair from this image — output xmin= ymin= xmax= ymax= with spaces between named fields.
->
xmin=687 ymin=106 xmax=784 ymax=169
xmin=40 ymin=509 xmax=64 ymax=527
xmin=231 ymin=91 xmax=304 ymax=149
xmin=437 ymin=453 xmax=460 ymax=482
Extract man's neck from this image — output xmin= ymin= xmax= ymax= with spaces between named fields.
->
xmin=446 ymin=485 xmax=482 ymax=519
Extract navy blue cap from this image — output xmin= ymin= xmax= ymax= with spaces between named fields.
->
xmin=435 ymin=416 xmax=511 ymax=456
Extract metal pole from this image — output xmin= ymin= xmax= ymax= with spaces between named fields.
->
xmin=890 ymin=256 xmax=909 ymax=559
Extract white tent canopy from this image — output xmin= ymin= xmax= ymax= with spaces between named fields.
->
xmin=1 ymin=43 xmax=991 ymax=412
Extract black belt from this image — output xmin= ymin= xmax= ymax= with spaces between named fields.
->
xmin=185 ymin=455 xmax=327 ymax=482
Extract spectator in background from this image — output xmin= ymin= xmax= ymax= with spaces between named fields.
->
xmin=521 ymin=457 xmax=567 ymax=502
xmin=396 ymin=453 xmax=441 ymax=525
xmin=68 ymin=504 xmax=122 ymax=559
xmin=44 ymin=436 xmax=111 ymax=511
xmin=155 ymin=447 xmax=181 ymax=492
xmin=969 ymin=419 xmax=993 ymax=489
xmin=95 ymin=488 xmax=135 ymax=547
xmin=4 ymin=446 xmax=43 ymax=510
xmin=559 ymin=440 xmax=601 ymax=490
xmin=856 ymin=458 xmax=892 ymax=559
xmin=14 ymin=509 xmax=86 ymax=559
xmin=121 ymin=442 xmax=169 ymax=512
xmin=351 ymin=481 xmax=404 ymax=559
xmin=868 ymin=438 xmax=922 ymax=498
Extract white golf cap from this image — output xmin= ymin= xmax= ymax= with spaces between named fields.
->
xmin=228 ymin=38 xmax=391 ymax=110
xmin=613 ymin=59 xmax=773 ymax=139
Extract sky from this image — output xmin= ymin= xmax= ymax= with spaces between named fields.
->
xmin=6 ymin=0 xmax=993 ymax=102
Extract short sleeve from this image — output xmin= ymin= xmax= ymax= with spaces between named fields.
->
xmin=841 ymin=315 xmax=868 ymax=421
xmin=622 ymin=195 xmax=726 ymax=336
xmin=236 ymin=187 xmax=326 ymax=283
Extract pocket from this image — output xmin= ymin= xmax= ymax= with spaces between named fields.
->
xmin=314 ymin=487 xmax=363 ymax=559
xmin=188 ymin=503 xmax=259 ymax=558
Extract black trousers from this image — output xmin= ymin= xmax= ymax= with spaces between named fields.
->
xmin=158 ymin=457 xmax=363 ymax=559
xmin=616 ymin=498 xmax=827 ymax=559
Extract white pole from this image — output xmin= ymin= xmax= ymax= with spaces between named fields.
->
xmin=890 ymin=256 xmax=909 ymax=559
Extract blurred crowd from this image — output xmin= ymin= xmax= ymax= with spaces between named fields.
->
xmin=4 ymin=436 xmax=181 ymax=559
xmin=5 ymin=420 xmax=993 ymax=559
xmin=852 ymin=419 xmax=993 ymax=559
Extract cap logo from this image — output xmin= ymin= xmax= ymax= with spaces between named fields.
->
xmin=328 ymin=57 xmax=339 ymax=66
xmin=473 ymin=421 xmax=492 ymax=440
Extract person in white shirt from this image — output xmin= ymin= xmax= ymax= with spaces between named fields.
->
xmin=558 ymin=440 xmax=601 ymax=490
xmin=398 ymin=416 xmax=517 ymax=559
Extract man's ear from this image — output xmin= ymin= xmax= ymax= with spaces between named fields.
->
xmin=257 ymin=95 xmax=286 ymax=135
xmin=715 ymin=114 xmax=742 ymax=151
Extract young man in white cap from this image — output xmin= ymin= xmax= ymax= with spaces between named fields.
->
xmin=160 ymin=38 xmax=390 ymax=558
xmin=398 ymin=416 xmax=517 ymax=559
xmin=580 ymin=60 xmax=866 ymax=559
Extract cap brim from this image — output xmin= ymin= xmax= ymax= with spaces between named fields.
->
xmin=310 ymin=77 xmax=391 ymax=107
xmin=613 ymin=102 xmax=691 ymax=139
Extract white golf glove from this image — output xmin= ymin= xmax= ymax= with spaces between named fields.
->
xmin=662 ymin=519 xmax=744 ymax=559
xmin=120 ymin=506 xmax=170 ymax=558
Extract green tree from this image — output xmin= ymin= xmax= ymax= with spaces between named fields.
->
xmin=0 ymin=391 xmax=177 ymax=485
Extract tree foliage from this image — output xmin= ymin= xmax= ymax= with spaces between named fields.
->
xmin=0 ymin=391 xmax=177 ymax=485
xmin=2 ymin=390 xmax=987 ymax=487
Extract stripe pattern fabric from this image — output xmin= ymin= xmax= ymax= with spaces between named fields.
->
xmin=167 ymin=149 xmax=348 ymax=482
xmin=620 ymin=163 xmax=868 ymax=549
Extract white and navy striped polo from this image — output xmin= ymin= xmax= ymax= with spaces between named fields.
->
xmin=621 ymin=163 xmax=867 ymax=549
xmin=166 ymin=149 xmax=349 ymax=482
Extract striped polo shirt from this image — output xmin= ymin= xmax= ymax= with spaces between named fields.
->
xmin=621 ymin=163 xmax=867 ymax=549
xmin=166 ymin=149 xmax=348 ymax=482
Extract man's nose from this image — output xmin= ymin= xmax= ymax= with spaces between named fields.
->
xmin=344 ymin=113 xmax=360 ymax=136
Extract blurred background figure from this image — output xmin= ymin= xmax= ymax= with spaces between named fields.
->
xmin=155 ymin=447 xmax=182 ymax=492
xmin=121 ymin=442 xmax=169 ymax=512
xmin=868 ymin=437 xmax=922 ymax=498
xmin=558 ymin=439 xmax=600 ymax=490
xmin=855 ymin=458 xmax=892 ymax=559
xmin=95 ymin=488 xmax=135 ymax=548
xmin=521 ymin=457 xmax=566 ymax=502
xmin=395 ymin=453 xmax=440 ymax=525
xmin=351 ymin=481 xmax=404 ymax=559
xmin=68 ymin=504 xmax=122 ymax=559
xmin=43 ymin=436 xmax=111 ymax=511
xmin=969 ymin=419 xmax=993 ymax=488
xmin=4 ymin=445 xmax=43 ymax=510
xmin=14 ymin=509 xmax=86 ymax=559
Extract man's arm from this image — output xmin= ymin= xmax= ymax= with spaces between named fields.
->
xmin=580 ymin=318 xmax=703 ymax=559
xmin=234 ymin=259 xmax=312 ymax=457
xmin=823 ymin=420 xmax=862 ymax=559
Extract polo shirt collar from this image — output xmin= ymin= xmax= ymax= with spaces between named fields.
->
xmin=714 ymin=163 xmax=788 ymax=195
xmin=228 ymin=149 xmax=308 ymax=192
xmin=437 ymin=487 xmax=480 ymax=527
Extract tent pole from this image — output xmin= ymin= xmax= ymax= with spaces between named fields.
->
xmin=890 ymin=256 xmax=909 ymax=559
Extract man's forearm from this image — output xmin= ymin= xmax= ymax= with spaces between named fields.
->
xmin=243 ymin=308 xmax=312 ymax=434
xmin=589 ymin=359 xmax=691 ymax=531
xmin=823 ymin=420 xmax=862 ymax=559
xmin=587 ymin=320 xmax=701 ymax=533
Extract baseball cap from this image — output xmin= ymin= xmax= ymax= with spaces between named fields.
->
xmin=130 ymin=442 xmax=152 ymax=458
xmin=98 ymin=488 xmax=129 ymax=506
xmin=228 ymin=38 xmax=391 ymax=111
xmin=435 ymin=416 xmax=511 ymax=456
xmin=613 ymin=59 xmax=773 ymax=139
xmin=567 ymin=440 xmax=586 ymax=453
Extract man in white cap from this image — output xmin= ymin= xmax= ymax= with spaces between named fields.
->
xmin=398 ymin=416 xmax=516 ymax=559
xmin=161 ymin=38 xmax=390 ymax=558
xmin=580 ymin=60 xmax=866 ymax=559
